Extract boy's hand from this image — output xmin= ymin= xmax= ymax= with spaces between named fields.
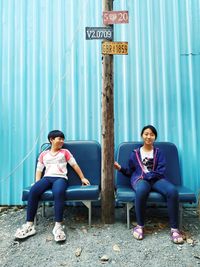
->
xmin=114 ymin=161 xmax=121 ymax=171
xmin=81 ymin=177 xmax=90 ymax=186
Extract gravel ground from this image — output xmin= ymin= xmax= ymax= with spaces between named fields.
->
xmin=0 ymin=205 xmax=200 ymax=267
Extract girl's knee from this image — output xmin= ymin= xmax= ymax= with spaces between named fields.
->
xmin=135 ymin=189 xmax=149 ymax=201
xmin=168 ymin=187 xmax=178 ymax=199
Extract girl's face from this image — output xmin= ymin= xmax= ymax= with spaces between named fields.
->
xmin=142 ymin=128 xmax=156 ymax=146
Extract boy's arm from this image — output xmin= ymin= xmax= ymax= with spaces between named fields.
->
xmin=35 ymin=170 xmax=42 ymax=182
xmin=35 ymin=152 xmax=45 ymax=183
xmin=71 ymin=164 xmax=90 ymax=185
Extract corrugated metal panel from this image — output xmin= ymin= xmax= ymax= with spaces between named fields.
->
xmin=114 ymin=0 xmax=200 ymax=197
xmin=0 ymin=0 xmax=199 ymax=204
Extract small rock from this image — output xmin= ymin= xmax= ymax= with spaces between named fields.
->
xmin=186 ymin=238 xmax=194 ymax=245
xmin=0 ymin=206 xmax=8 ymax=213
xmin=46 ymin=235 xmax=53 ymax=242
xmin=75 ymin=247 xmax=82 ymax=257
xmin=112 ymin=244 xmax=120 ymax=252
xmin=100 ymin=255 xmax=109 ymax=262
xmin=82 ymin=228 xmax=88 ymax=234
xmin=59 ymin=262 xmax=68 ymax=266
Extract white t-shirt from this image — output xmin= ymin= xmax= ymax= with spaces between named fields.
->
xmin=140 ymin=147 xmax=154 ymax=173
xmin=36 ymin=149 xmax=77 ymax=179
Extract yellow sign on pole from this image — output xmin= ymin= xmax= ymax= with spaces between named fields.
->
xmin=102 ymin=41 xmax=128 ymax=55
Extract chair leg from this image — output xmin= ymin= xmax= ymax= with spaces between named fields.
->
xmin=34 ymin=215 xmax=37 ymax=225
xmin=179 ymin=203 xmax=183 ymax=228
xmin=42 ymin=202 xmax=46 ymax=217
xmin=82 ymin=201 xmax=92 ymax=227
xmin=126 ymin=202 xmax=134 ymax=229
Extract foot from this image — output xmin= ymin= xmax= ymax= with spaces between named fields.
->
xmin=170 ymin=229 xmax=184 ymax=244
xmin=14 ymin=224 xmax=36 ymax=239
xmin=133 ymin=225 xmax=144 ymax=240
xmin=52 ymin=224 xmax=66 ymax=242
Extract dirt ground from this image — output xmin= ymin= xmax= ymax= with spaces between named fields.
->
xmin=0 ymin=205 xmax=200 ymax=267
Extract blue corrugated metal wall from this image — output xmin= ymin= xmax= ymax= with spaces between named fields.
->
xmin=0 ymin=0 xmax=200 ymax=204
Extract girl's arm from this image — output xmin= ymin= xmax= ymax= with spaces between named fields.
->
xmin=144 ymin=150 xmax=166 ymax=180
xmin=114 ymin=152 xmax=135 ymax=177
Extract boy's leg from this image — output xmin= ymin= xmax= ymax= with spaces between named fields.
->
xmin=52 ymin=178 xmax=68 ymax=222
xmin=51 ymin=178 xmax=68 ymax=242
xmin=26 ymin=178 xmax=52 ymax=222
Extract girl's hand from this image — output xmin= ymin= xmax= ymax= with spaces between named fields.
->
xmin=114 ymin=161 xmax=121 ymax=171
xmin=81 ymin=177 xmax=90 ymax=186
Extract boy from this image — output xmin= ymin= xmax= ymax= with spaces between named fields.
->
xmin=15 ymin=130 xmax=90 ymax=242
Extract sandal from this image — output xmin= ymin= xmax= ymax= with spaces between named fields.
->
xmin=14 ymin=224 xmax=36 ymax=239
xmin=170 ymin=229 xmax=184 ymax=244
xmin=52 ymin=225 xmax=66 ymax=242
xmin=133 ymin=225 xmax=144 ymax=240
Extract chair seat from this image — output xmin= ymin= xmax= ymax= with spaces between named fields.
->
xmin=116 ymin=185 xmax=196 ymax=204
xmin=22 ymin=185 xmax=100 ymax=202
xmin=176 ymin=186 xmax=197 ymax=203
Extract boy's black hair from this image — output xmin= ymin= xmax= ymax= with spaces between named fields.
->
xmin=48 ymin=130 xmax=65 ymax=143
xmin=141 ymin=125 xmax=157 ymax=139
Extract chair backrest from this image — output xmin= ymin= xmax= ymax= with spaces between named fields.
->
xmin=63 ymin=141 xmax=101 ymax=186
xmin=115 ymin=142 xmax=182 ymax=187
xmin=36 ymin=141 xmax=101 ymax=186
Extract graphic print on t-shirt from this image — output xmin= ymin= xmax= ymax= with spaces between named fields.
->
xmin=140 ymin=147 xmax=154 ymax=173
xmin=142 ymin=157 xmax=153 ymax=172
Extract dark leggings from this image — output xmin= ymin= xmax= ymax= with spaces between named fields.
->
xmin=133 ymin=178 xmax=179 ymax=228
xmin=27 ymin=176 xmax=68 ymax=222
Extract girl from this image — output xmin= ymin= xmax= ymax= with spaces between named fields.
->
xmin=114 ymin=125 xmax=183 ymax=244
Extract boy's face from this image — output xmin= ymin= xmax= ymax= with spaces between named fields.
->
xmin=50 ymin=137 xmax=64 ymax=149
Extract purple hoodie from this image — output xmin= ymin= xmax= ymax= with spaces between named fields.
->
xmin=120 ymin=146 xmax=166 ymax=189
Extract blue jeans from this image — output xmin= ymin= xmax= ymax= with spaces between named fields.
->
xmin=27 ymin=176 xmax=68 ymax=222
xmin=133 ymin=178 xmax=179 ymax=228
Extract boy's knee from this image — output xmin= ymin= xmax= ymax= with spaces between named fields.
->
xmin=53 ymin=189 xmax=66 ymax=198
xmin=29 ymin=187 xmax=40 ymax=198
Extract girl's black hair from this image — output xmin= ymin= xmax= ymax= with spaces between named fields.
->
xmin=141 ymin=125 xmax=157 ymax=139
xmin=48 ymin=130 xmax=65 ymax=143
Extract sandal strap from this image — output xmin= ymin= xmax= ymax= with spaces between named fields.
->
xmin=171 ymin=229 xmax=184 ymax=244
xmin=133 ymin=226 xmax=144 ymax=240
xmin=53 ymin=225 xmax=66 ymax=240
xmin=15 ymin=224 xmax=36 ymax=238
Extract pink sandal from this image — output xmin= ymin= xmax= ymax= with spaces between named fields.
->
xmin=133 ymin=225 xmax=144 ymax=240
xmin=170 ymin=229 xmax=184 ymax=244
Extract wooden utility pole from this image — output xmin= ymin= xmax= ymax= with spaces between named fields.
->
xmin=101 ymin=0 xmax=115 ymax=224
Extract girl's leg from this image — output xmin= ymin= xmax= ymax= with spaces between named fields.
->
xmin=26 ymin=178 xmax=52 ymax=222
xmin=52 ymin=178 xmax=68 ymax=222
xmin=152 ymin=179 xmax=179 ymax=228
xmin=133 ymin=179 xmax=151 ymax=227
